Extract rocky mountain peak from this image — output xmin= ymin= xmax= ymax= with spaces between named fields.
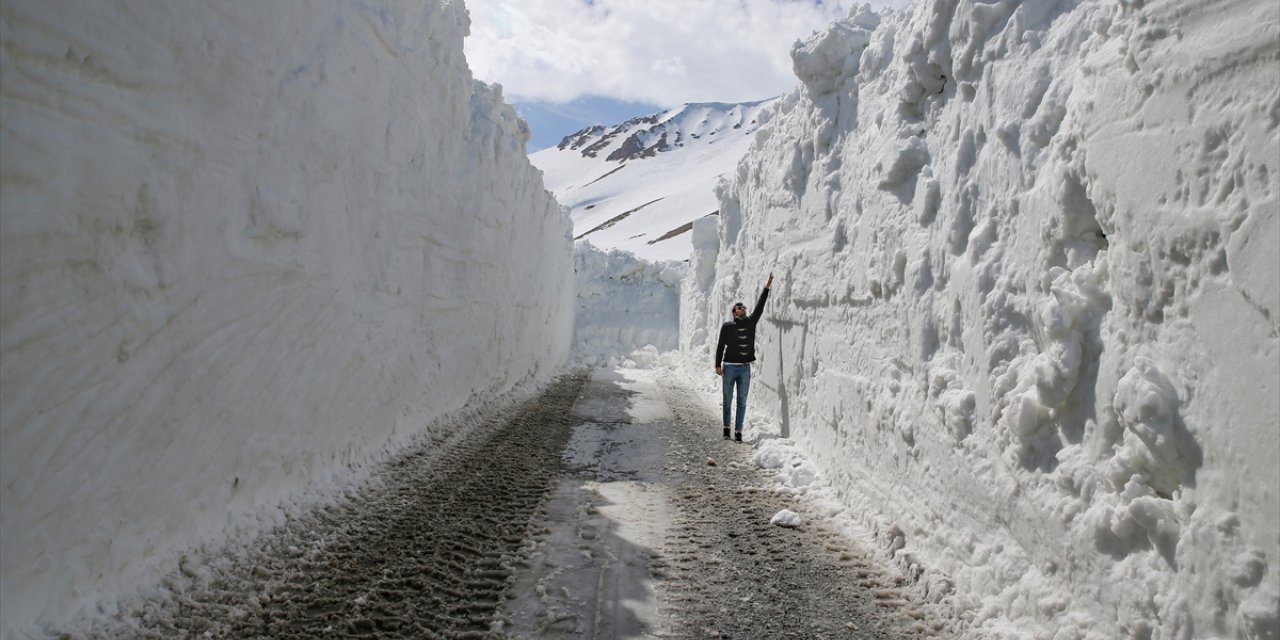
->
xmin=554 ymin=99 xmax=776 ymax=163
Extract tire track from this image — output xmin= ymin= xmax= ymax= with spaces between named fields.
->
xmin=652 ymin=372 xmax=951 ymax=639
xmin=59 ymin=369 xmax=952 ymax=639
xmin=66 ymin=371 xmax=589 ymax=640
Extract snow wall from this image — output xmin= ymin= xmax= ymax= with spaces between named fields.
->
xmin=0 ymin=1 xmax=573 ymax=634
xmin=683 ymin=1 xmax=1279 ymax=638
xmin=573 ymin=241 xmax=684 ymax=367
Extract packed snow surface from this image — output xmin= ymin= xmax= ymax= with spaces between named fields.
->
xmin=682 ymin=0 xmax=1280 ymax=638
xmin=533 ymin=100 xmax=777 ymax=262
xmin=0 ymin=1 xmax=573 ymax=635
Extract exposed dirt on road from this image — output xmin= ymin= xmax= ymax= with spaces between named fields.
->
xmin=651 ymin=371 xmax=948 ymax=639
xmin=67 ymin=372 xmax=590 ymax=640
xmin=62 ymin=368 xmax=950 ymax=639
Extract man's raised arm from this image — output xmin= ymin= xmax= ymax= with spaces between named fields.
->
xmin=750 ymin=272 xmax=774 ymax=321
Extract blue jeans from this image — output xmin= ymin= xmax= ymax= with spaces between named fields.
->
xmin=722 ymin=364 xmax=751 ymax=432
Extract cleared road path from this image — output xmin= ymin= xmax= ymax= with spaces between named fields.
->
xmin=68 ymin=368 xmax=947 ymax=639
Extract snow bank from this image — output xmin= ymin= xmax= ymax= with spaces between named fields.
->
xmin=683 ymin=0 xmax=1279 ymax=637
xmin=573 ymin=241 xmax=684 ymax=366
xmin=0 ymin=1 xmax=573 ymax=635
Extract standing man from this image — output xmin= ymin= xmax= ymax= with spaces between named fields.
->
xmin=715 ymin=273 xmax=773 ymax=442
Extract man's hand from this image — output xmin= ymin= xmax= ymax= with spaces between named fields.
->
xmin=716 ymin=367 xmax=724 ymax=376
xmin=766 ymin=272 xmax=774 ymax=289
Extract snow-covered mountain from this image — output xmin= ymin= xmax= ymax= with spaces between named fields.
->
xmin=531 ymin=100 xmax=776 ymax=262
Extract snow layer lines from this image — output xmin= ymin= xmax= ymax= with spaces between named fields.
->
xmin=682 ymin=0 xmax=1279 ymax=638
xmin=0 ymin=1 xmax=573 ymax=635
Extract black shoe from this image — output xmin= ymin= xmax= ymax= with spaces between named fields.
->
xmin=734 ymin=432 xmax=742 ymax=442
xmin=723 ymin=427 xmax=731 ymax=439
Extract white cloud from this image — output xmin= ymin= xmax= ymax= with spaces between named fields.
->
xmin=464 ymin=0 xmax=908 ymax=107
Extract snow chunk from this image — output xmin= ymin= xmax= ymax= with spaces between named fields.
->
xmin=1108 ymin=357 xmax=1201 ymax=497
xmin=791 ymin=11 xmax=878 ymax=96
xmin=771 ymin=509 xmax=803 ymax=528
xmin=753 ymin=439 xmax=794 ymax=470
xmin=879 ymin=136 xmax=931 ymax=189
xmin=753 ymin=439 xmax=819 ymax=488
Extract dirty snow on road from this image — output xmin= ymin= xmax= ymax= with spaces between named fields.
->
xmin=54 ymin=367 xmax=945 ymax=639
xmin=57 ymin=373 xmax=590 ymax=639
xmin=505 ymin=365 xmax=952 ymax=638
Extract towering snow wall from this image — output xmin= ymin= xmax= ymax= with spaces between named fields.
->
xmin=573 ymin=242 xmax=684 ymax=366
xmin=684 ymin=1 xmax=1279 ymax=638
xmin=0 ymin=1 xmax=573 ymax=634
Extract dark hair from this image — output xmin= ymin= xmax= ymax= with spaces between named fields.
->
xmin=733 ymin=302 xmax=745 ymax=309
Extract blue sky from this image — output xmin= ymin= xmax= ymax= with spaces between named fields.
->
xmin=465 ymin=0 xmax=910 ymax=153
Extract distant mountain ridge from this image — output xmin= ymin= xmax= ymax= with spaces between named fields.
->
xmin=532 ymin=99 xmax=778 ymax=262
xmin=557 ymin=101 xmax=772 ymax=163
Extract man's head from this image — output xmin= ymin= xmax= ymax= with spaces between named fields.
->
xmin=732 ymin=302 xmax=747 ymax=318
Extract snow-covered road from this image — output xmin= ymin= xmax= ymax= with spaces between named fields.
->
xmin=59 ymin=367 xmax=946 ymax=639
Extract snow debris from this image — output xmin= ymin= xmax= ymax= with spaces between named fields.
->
xmin=771 ymin=509 xmax=803 ymax=528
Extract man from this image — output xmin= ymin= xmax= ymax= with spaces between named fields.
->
xmin=715 ymin=273 xmax=773 ymax=442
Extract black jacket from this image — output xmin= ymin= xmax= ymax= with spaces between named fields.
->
xmin=715 ymin=286 xmax=770 ymax=367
